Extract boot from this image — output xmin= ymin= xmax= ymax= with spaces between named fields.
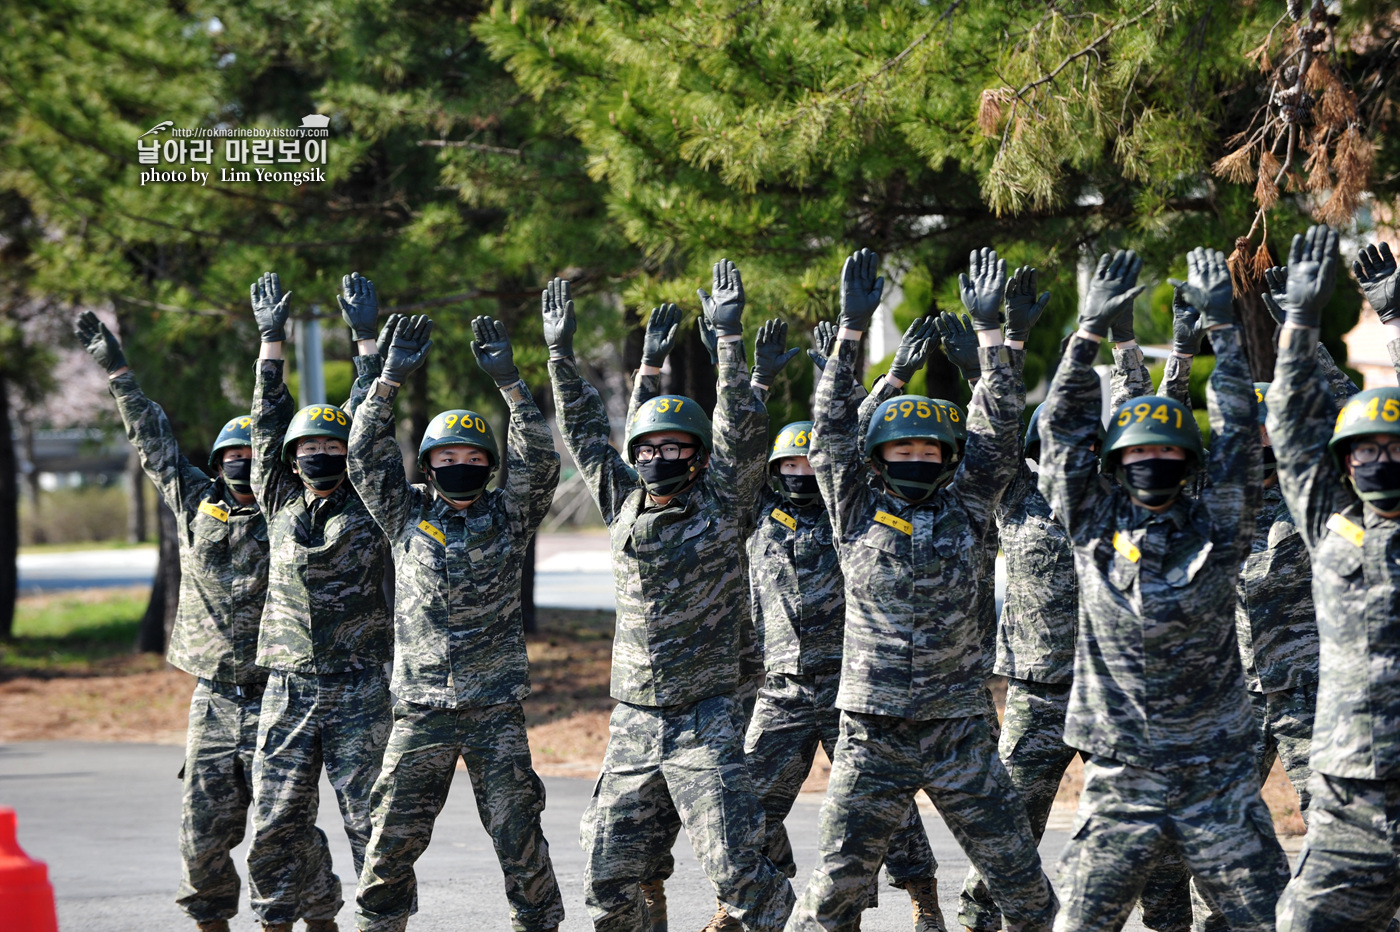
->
xmin=196 ymin=922 xmax=229 ymax=932
xmin=906 ymin=876 xmax=948 ymax=932
xmin=640 ymin=878 xmax=668 ymax=932
xmin=304 ymin=921 xmax=339 ymax=932
xmin=699 ymin=898 xmax=742 ymax=932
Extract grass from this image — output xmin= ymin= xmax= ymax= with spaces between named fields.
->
xmin=2 ymin=587 xmax=152 ymax=674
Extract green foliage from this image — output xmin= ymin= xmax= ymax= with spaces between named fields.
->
xmin=3 ymin=588 xmax=148 ymax=669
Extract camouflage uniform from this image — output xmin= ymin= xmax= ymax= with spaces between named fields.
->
xmin=105 ymin=374 xmax=330 ymax=924
xmin=1271 ymin=326 xmax=1400 ymax=931
xmin=550 ymin=339 xmax=794 ymax=932
xmin=1037 ymin=327 xmax=1289 ymax=932
xmin=346 ymin=377 xmax=565 ymax=932
xmin=787 ymin=336 xmax=1056 ymax=932
xmin=247 ymin=356 xmax=394 ymax=925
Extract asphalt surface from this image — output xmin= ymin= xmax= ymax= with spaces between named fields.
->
xmin=0 ymin=742 xmax=1143 ymax=932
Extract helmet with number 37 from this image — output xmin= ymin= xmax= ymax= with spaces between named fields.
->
xmin=281 ymin=404 xmax=352 ymax=463
xmin=626 ymin=395 xmax=712 ymax=463
xmin=1101 ymin=395 xmax=1203 ymax=472
xmin=418 ymin=409 xmax=500 ymax=471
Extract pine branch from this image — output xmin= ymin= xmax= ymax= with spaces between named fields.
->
xmin=1012 ymin=2 xmax=1162 ymax=102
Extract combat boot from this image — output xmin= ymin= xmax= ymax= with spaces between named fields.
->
xmin=196 ymin=922 xmax=229 ymax=932
xmin=905 ymin=876 xmax=948 ymax=932
xmin=304 ymin=921 xmax=339 ymax=932
xmin=699 ymin=898 xmax=742 ymax=932
xmin=640 ymin=878 xmax=668 ymax=932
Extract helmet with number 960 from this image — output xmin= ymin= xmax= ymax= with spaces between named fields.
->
xmin=769 ymin=420 xmax=813 ymax=464
xmin=865 ymin=395 xmax=957 ymax=459
xmin=281 ymin=404 xmax=352 ymax=463
xmin=209 ymin=415 xmax=254 ymax=468
xmin=418 ymin=409 xmax=499 ymax=471
xmin=1329 ymin=387 xmax=1400 ymax=474
xmin=1101 ymin=395 xmax=1203 ymax=471
xmin=626 ymin=395 xmax=712 ymax=463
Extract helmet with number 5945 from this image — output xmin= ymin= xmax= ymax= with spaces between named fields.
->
xmin=281 ymin=404 xmax=352 ymax=463
xmin=1101 ymin=396 xmax=1203 ymax=472
xmin=1329 ymin=387 xmax=1400 ymax=474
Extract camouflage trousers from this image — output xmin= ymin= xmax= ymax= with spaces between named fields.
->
xmin=581 ymin=693 xmax=795 ymax=932
xmin=1275 ymin=773 xmax=1400 ymax=932
xmin=787 ymin=710 xmax=1058 ymax=932
xmin=743 ymin=670 xmax=937 ymax=894
xmin=355 ymin=699 xmax=565 ymax=932
xmin=1051 ymin=752 xmax=1289 ymax=932
xmin=960 ymin=679 xmax=1192 ymax=932
xmin=1247 ymin=683 xmax=1316 ymax=816
xmin=248 ymin=667 xmax=392 ymax=924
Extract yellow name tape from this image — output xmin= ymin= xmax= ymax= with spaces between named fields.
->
xmin=874 ymin=511 xmax=912 ymax=535
xmin=770 ymin=508 xmax=797 ymax=531
xmin=1112 ymin=531 xmax=1141 ymax=563
xmin=417 ymin=520 xmax=446 ymax=546
xmin=1326 ymin=513 xmax=1364 ymax=548
xmin=198 ymin=501 xmax=229 ymax=523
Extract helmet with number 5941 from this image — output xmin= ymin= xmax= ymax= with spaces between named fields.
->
xmin=1101 ymin=396 xmax=1203 ymax=472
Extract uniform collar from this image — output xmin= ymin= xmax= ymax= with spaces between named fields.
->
xmin=301 ymin=481 xmax=350 ymax=510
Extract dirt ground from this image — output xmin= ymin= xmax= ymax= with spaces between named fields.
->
xmin=0 ymin=602 xmax=1305 ymax=834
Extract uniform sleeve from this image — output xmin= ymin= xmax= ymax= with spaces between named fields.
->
xmin=948 ymin=344 xmax=1024 ymax=537
xmin=857 ymin=377 xmax=897 ymax=455
xmin=1201 ymin=327 xmax=1263 ymax=561
xmin=1315 ymin=342 xmax=1361 ymax=403
xmin=1111 ymin=344 xmax=1156 ymax=409
xmin=709 ymin=338 xmax=769 ymax=519
xmin=1038 ymin=336 xmax=1111 ymax=545
xmin=344 ymin=353 xmax=383 ymax=419
xmin=346 ymin=383 xmax=416 ymax=539
xmin=626 ymin=371 xmax=662 ymax=431
xmin=106 ymin=373 xmax=212 ymax=520
xmin=1390 ymin=338 xmax=1400 ymax=383
xmin=1159 ymin=352 xmax=1192 ymax=410
xmin=549 ymin=355 xmax=637 ymax=526
xmin=500 ymin=379 xmax=561 ymax=538
xmin=1267 ymin=327 xmax=1352 ymax=551
xmin=251 ymin=359 xmax=300 ymax=514
xmin=810 ymin=338 xmax=870 ymax=543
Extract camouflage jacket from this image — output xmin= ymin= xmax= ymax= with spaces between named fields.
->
xmin=250 ymin=357 xmax=392 ymax=673
xmin=1038 ymin=328 xmax=1260 ymax=768
xmin=812 ymin=337 xmax=1022 ymax=720
xmin=108 ymin=375 xmax=268 ymax=685
xmin=347 ymin=378 xmax=558 ymax=709
xmin=550 ymin=338 xmax=768 ymax=707
xmin=1269 ymin=326 xmax=1400 ymax=780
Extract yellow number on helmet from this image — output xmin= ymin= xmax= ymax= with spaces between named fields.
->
xmin=1174 ymin=409 xmax=1182 ymax=428
xmin=899 ymin=400 xmax=914 ymax=417
xmin=656 ymin=398 xmax=670 ymax=413
xmin=674 ymin=400 xmax=683 ymax=412
xmin=1133 ymin=402 xmax=1151 ymax=423
xmin=948 ymin=407 xmax=961 ymax=422
xmin=238 ymin=417 xmax=251 ymax=428
xmin=305 ymin=406 xmax=321 ymax=421
xmin=1384 ymin=399 xmax=1400 ymax=423
xmin=795 ymin=430 xmax=808 ymax=446
xmin=336 ymin=410 xmax=348 ymax=426
xmin=884 ymin=406 xmax=897 ymax=421
xmin=915 ymin=401 xmax=932 ymax=419
xmin=475 ymin=417 xmax=487 ymax=433
xmin=1255 ymin=388 xmax=1265 ymax=404
xmin=1151 ymin=405 xmax=1168 ymax=424
xmin=1117 ymin=409 xmax=1131 ymax=426
xmin=1365 ymin=397 xmax=1380 ymax=421
xmin=444 ymin=415 xmax=458 ymax=430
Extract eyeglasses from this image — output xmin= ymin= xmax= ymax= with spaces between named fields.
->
xmin=297 ymin=441 xmax=342 ymax=456
xmin=633 ymin=443 xmax=695 ymax=463
xmin=1351 ymin=439 xmax=1400 ymax=464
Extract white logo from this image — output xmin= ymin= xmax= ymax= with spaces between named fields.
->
xmin=139 ymin=120 xmax=174 ymax=138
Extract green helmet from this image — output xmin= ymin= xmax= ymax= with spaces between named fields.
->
xmin=866 ymin=395 xmax=958 ymax=457
xmin=1253 ymin=382 xmax=1270 ymax=426
xmin=418 ymin=409 xmax=500 ymax=470
xmin=1330 ymin=387 xmax=1400 ymax=484
xmin=626 ymin=395 xmax=712 ymax=463
xmin=769 ymin=420 xmax=819 ymax=507
xmin=281 ymin=404 xmax=352 ymax=463
xmin=1101 ymin=396 xmax=1203 ymax=471
xmin=768 ymin=420 xmax=813 ymax=464
xmin=209 ymin=415 xmax=253 ymax=468
xmin=933 ymin=399 xmax=967 ymax=449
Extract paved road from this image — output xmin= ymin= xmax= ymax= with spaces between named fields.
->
xmin=0 ymin=742 xmax=1141 ymax=932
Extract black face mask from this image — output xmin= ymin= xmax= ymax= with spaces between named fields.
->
xmin=876 ymin=458 xmax=944 ymax=503
xmin=296 ymin=453 xmax=347 ymax=492
xmin=774 ymin=473 xmax=822 ymax=507
xmin=1261 ymin=446 xmax=1277 ymax=482
xmin=221 ymin=458 xmax=252 ymax=494
xmin=430 ymin=462 xmax=493 ymax=503
xmin=1116 ymin=458 xmax=1189 ymax=508
xmin=636 ymin=455 xmax=700 ymax=497
xmin=1352 ymin=460 xmax=1400 ymax=513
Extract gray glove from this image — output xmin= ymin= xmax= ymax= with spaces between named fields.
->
xmin=1079 ymin=250 xmax=1144 ymax=337
xmin=1354 ymin=241 xmax=1399 ymax=324
xmin=250 ymin=271 xmax=292 ymax=343
xmin=382 ymin=314 xmax=434 ymax=385
xmin=541 ymin=277 xmax=576 ymax=359
xmin=1260 ymin=266 xmax=1288 ymax=326
xmin=753 ymin=319 xmax=800 ymax=386
xmin=337 ymin=272 xmax=379 ymax=341
xmin=1171 ymin=286 xmax=1207 ymax=355
xmin=1169 ymin=247 xmax=1234 ymax=329
xmin=471 ymin=316 xmax=519 ymax=388
xmin=641 ymin=304 xmax=681 ymax=369
xmin=888 ymin=316 xmax=938 ymax=384
xmin=697 ymin=259 xmax=745 ymax=336
xmin=838 ymin=248 xmax=884 ymax=333
xmin=958 ymin=247 xmax=1008 ymax=331
xmin=375 ymin=313 xmax=403 ymax=357
xmin=74 ymin=311 xmax=127 ymax=373
xmin=935 ymin=312 xmax=980 ymax=381
xmin=697 ymin=314 xmax=718 ymax=366
xmin=807 ymin=320 xmax=837 ymax=372
xmin=1283 ymin=224 xmax=1339 ymax=328
xmin=1005 ymin=266 xmax=1050 ymax=342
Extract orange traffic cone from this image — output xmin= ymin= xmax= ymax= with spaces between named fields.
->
xmin=0 ymin=807 xmax=58 ymax=932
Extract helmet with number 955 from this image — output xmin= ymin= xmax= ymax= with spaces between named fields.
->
xmin=626 ymin=395 xmax=712 ymax=463
xmin=281 ymin=404 xmax=352 ymax=463
xmin=1101 ymin=396 xmax=1203 ymax=473
xmin=418 ymin=409 xmax=499 ymax=472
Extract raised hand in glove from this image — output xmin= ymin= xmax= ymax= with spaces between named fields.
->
xmin=375 ymin=313 xmax=404 ymax=357
xmin=74 ymin=311 xmax=127 ymax=373
xmin=251 ymin=271 xmax=292 ymax=343
xmin=697 ymin=314 xmax=719 ymax=366
xmin=1005 ymin=266 xmax=1050 ymax=343
xmin=698 ymin=259 xmax=745 ymax=336
xmin=1283 ymin=224 xmax=1339 ymax=329
xmin=958 ymin=247 xmax=1008 ymax=332
xmin=935 ymin=311 xmax=981 ymax=382
xmin=807 ymin=320 xmax=837 ymax=372
xmin=887 ymin=316 xmax=938 ymax=385
xmin=1354 ymin=241 xmax=1399 ymax=324
xmin=381 ymin=314 xmax=434 ymax=386
xmin=838 ymin=248 xmax=884 ymax=333
xmin=1079 ymin=250 xmax=1144 ymax=338
xmin=1168 ymin=247 xmax=1234 ymax=329
xmin=1171 ymin=285 xmax=1207 ymax=356
xmin=337 ymin=272 xmax=379 ymax=341
xmin=641 ymin=304 xmax=681 ymax=369
xmin=753 ymin=319 xmax=800 ymax=387
xmin=471 ymin=316 xmax=520 ymax=387
xmin=1260 ymin=266 xmax=1289 ymax=326
xmin=541 ymin=277 xmax=576 ymax=360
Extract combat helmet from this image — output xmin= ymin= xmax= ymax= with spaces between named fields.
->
xmin=865 ymin=394 xmax=957 ymax=503
xmin=769 ymin=420 xmax=820 ymax=507
xmin=209 ymin=415 xmax=253 ymax=468
xmin=1101 ymin=396 xmax=1204 ymax=471
xmin=1330 ymin=387 xmax=1400 ymax=509
xmin=626 ymin=395 xmax=712 ymax=462
xmin=280 ymin=403 xmax=352 ymax=463
xmin=418 ymin=409 xmax=499 ymax=470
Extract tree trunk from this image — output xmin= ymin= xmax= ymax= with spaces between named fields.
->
xmin=126 ymin=446 xmax=147 ymax=543
xmin=136 ymin=499 xmax=180 ymax=653
xmin=1235 ymin=289 xmax=1278 ymax=383
xmin=0 ymin=376 xmax=18 ymax=640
